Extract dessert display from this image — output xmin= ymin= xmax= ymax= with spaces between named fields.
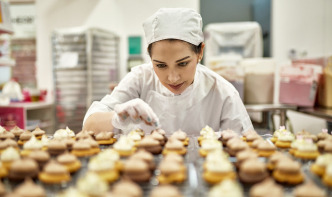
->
xmin=170 ymin=129 xmax=189 ymax=146
xmin=113 ymin=135 xmax=136 ymax=157
xmin=38 ymin=160 xmax=71 ymax=184
xmin=94 ymin=131 xmax=117 ymax=145
xmin=136 ymin=135 xmax=162 ymax=154
xmin=8 ymin=158 xmax=39 ymax=180
xmin=272 ymin=159 xmax=304 ymax=185
xmin=149 ymin=185 xmax=184 ymax=197
xmin=249 ymin=178 xmax=283 ymax=197
xmin=311 ymin=153 xmax=332 ymax=177
xmin=162 ymin=138 xmax=187 ymax=155
xmin=31 ymin=127 xmax=46 ymax=140
xmin=56 ymin=152 xmax=81 ymax=173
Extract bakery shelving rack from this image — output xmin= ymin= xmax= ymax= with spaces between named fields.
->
xmin=52 ymin=27 xmax=119 ymax=132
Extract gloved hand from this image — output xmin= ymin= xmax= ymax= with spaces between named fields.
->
xmin=111 ymin=98 xmax=160 ymax=131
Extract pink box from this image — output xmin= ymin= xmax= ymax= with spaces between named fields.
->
xmin=279 ymin=65 xmax=322 ymax=107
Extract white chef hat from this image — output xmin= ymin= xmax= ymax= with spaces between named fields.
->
xmin=143 ymin=8 xmax=204 ymax=46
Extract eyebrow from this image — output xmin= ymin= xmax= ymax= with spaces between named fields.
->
xmin=153 ymin=56 xmax=190 ymax=64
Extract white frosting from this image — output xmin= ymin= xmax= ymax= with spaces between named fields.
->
xmin=291 ymin=138 xmax=305 ymax=149
xmin=201 ymin=139 xmax=222 ymax=151
xmin=206 ymin=149 xmax=229 ymax=163
xmin=326 ymin=164 xmax=332 ymax=176
xmin=23 ymin=135 xmax=43 ymax=150
xmin=278 ymin=132 xmax=295 ymax=141
xmin=77 ymin=172 xmax=108 ymax=196
xmin=200 ymin=125 xmax=215 ymax=136
xmin=113 ymin=136 xmax=134 ymax=151
xmin=208 ymin=180 xmax=243 ymax=197
xmin=128 ymin=130 xmax=142 ymax=141
xmin=0 ymin=126 xmax=6 ymax=134
xmin=41 ymin=135 xmax=49 ymax=146
xmin=88 ymin=156 xmax=115 ymax=171
xmin=57 ymin=187 xmax=88 ymax=197
xmin=1 ymin=147 xmax=20 ymax=162
xmin=65 ymin=126 xmax=75 ymax=137
xmin=206 ymin=160 xmax=233 ymax=173
xmin=315 ymin=154 xmax=332 ymax=167
xmin=297 ymin=142 xmax=317 ymax=152
xmin=54 ymin=126 xmax=75 ymax=139
xmin=97 ymin=149 xmax=120 ymax=162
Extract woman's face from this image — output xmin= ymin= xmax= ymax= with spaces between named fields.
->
xmin=150 ymin=40 xmax=203 ymax=95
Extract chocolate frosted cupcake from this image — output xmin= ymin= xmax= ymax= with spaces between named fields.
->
xmin=0 ymin=131 xmax=15 ymax=141
xmin=293 ymin=181 xmax=327 ymax=197
xmin=0 ymin=138 xmax=18 ymax=153
xmin=130 ymin=149 xmax=156 ymax=171
xmin=28 ymin=150 xmax=50 ymax=171
xmin=112 ymin=179 xmax=143 ymax=197
xmin=238 ymin=158 xmax=268 ymax=184
xmin=9 ymin=126 xmax=25 ymax=140
xmin=226 ymin=138 xmax=249 ymax=156
xmin=8 ymin=158 xmax=39 ymax=181
xmin=94 ymin=131 xmax=116 ymax=145
xmin=75 ymin=130 xmax=93 ymax=140
xmin=17 ymin=130 xmax=33 ymax=146
xmin=235 ymin=149 xmax=258 ymax=169
xmin=162 ymin=138 xmax=187 ymax=156
xmin=151 ymin=128 xmax=168 ymax=142
xmin=47 ymin=139 xmax=67 ymax=156
xmin=157 ymin=160 xmax=186 ymax=184
xmin=39 ymin=160 xmax=70 ymax=184
xmin=123 ymin=158 xmax=151 ymax=182
xmin=71 ymin=140 xmax=94 ymax=157
xmin=63 ymin=137 xmax=75 ymax=151
xmin=136 ymin=136 xmax=162 ymax=155
xmin=151 ymin=131 xmax=166 ymax=146
xmin=56 ymin=152 xmax=81 ymax=173
xmin=250 ymin=178 xmax=283 ymax=197
xmin=31 ymin=127 xmax=46 ymax=140
xmin=82 ymin=138 xmax=100 ymax=155
xmin=13 ymin=179 xmax=46 ymax=197
xmin=170 ymin=129 xmax=189 ymax=146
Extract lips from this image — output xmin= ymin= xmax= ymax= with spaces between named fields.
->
xmin=168 ymin=82 xmax=184 ymax=90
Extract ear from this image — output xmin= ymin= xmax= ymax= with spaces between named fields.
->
xmin=199 ymin=42 xmax=205 ymax=61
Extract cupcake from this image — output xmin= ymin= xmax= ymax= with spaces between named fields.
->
xmin=249 ymin=178 xmax=283 ymax=197
xmin=256 ymin=141 xmax=276 ymax=157
xmin=127 ymin=129 xmax=142 ymax=145
xmin=47 ymin=139 xmax=67 ymax=156
xmin=289 ymin=136 xmax=306 ymax=155
xmin=28 ymin=150 xmax=51 ymax=171
xmin=97 ymin=149 xmax=123 ymax=172
xmin=94 ymin=131 xmax=117 ymax=145
xmin=311 ymin=153 xmax=332 ymax=177
xmin=226 ymin=138 xmax=249 ymax=156
xmin=76 ymin=172 xmax=109 ymax=197
xmin=0 ymin=138 xmax=18 ymax=153
xmin=151 ymin=131 xmax=166 ymax=146
xmin=293 ymin=139 xmax=319 ymax=160
xmin=20 ymin=135 xmax=43 ymax=157
xmin=113 ymin=136 xmax=136 ymax=157
xmin=82 ymin=138 xmax=100 ymax=155
xmin=136 ymin=136 xmax=162 ymax=155
xmin=293 ymin=181 xmax=327 ymax=197
xmin=275 ymin=131 xmax=295 ymax=149
xmin=203 ymin=157 xmax=236 ymax=184
xmin=0 ymin=131 xmax=15 ymax=141
xmin=235 ymin=149 xmax=258 ymax=169
xmin=17 ymin=130 xmax=33 ymax=146
xmin=273 ymin=159 xmax=304 ymax=185
xmin=8 ymin=158 xmax=39 ymax=181
xmin=1 ymin=147 xmax=20 ymax=170
xmin=13 ymin=179 xmax=46 ymax=197
xmin=267 ymin=151 xmax=289 ymax=171
xmin=39 ymin=160 xmax=70 ymax=184
xmin=71 ymin=140 xmax=94 ymax=157
xmin=250 ymin=138 xmax=265 ymax=152
xmin=149 ymin=185 xmax=183 ymax=197
xmin=0 ymin=180 xmax=6 ymax=196
xmin=56 ymin=187 xmax=88 ymax=197
xmin=323 ymin=164 xmax=332 ymax=187
xmin=317 ymin=129 xmax=330 ymax=141
xmin=9 ymin=126 xmax=25 ymax=140
xmin=151 ymin=128 xmax=168 ymax=143
xmin=130 ymin=149 xmax=156 ymax=171
xmin=245 ymin=133 xmax=262 ymax=146
xmin=238 ymin=158 xmax=268 ymax=184
xmin=208 ymin=179 xmax=243 ymax=197
xmin=56 ymin=152 xmax=81 ymax=173
xmin=75 ymin=130 xmax=93 ymax=140
xmin=31 ymin=127 xmax=46 ymax=140
xmin=219 ymin=129 xmax=238 ymax=146
xmin=112 ymin=179 xmax=143 ymax=197
xmin=157 ymin=160 xmax=186 ymax=184
xmin=88 ymin=156 xmax=119 ymax=183
xmin=123 ymin=158 xmax=151 ymax=183
xmin=198 ymin=125 xmax=218 ymax=145
xmin=170 ymin=129 xmax=189 ymax=146
xmin=199 ymin=139 xmax=222 ymax=157
xmin=271 ymin=126 xmax=287 ymax=144
xmin=162 ymin=138 xmax=187 ymax=156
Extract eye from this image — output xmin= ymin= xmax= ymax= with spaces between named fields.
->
xmin=156 ymin=64 xmax=167 ymax=68
xmin=178 ymin=61 xmax=189 ymax=67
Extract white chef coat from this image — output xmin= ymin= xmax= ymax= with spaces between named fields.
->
xmin=83 ymin=62 xmax=253 ymax=136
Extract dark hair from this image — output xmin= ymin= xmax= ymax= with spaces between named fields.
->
xmin=147 ymin=39 xmax=202 ymax=57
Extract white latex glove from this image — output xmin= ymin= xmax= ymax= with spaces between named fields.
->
xmin=111 ymin=98 xmax=160 ymax=131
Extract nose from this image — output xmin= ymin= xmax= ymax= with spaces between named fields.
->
xmin=168 ymin=69 xmax=180 ymax=83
